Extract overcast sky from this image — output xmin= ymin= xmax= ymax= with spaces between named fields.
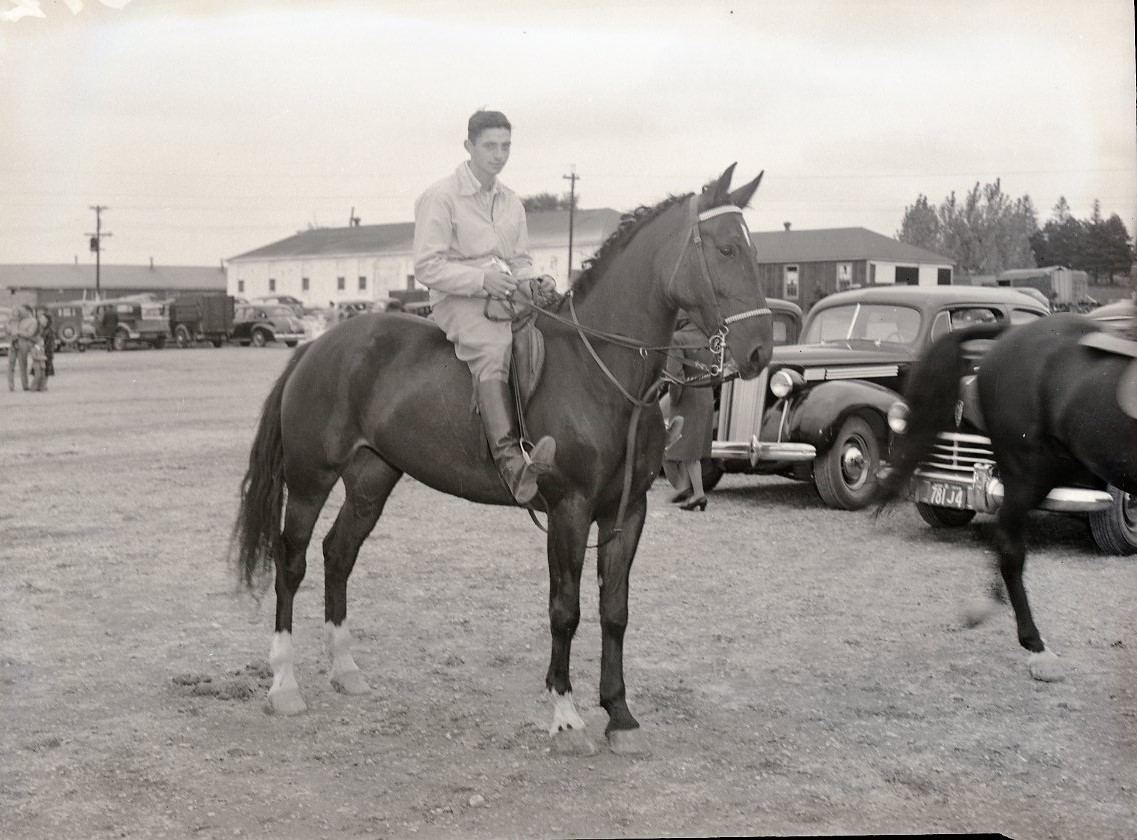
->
xmin=1 ymin=0 xmax=1134 ymax=269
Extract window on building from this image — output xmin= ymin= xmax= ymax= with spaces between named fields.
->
xmin=937 ymin=268 xmax=952 ymax=286
xmin=784 ymin=265 xmax=799 ymax=300
xmin=302 ymin=277 xmax=310 ymax=292
xmin=358 ymin=275 xmax=367 ymax=291
xmin=895 ymin=266 xmax=918 ymax=285
xmin=337 ymin=276 xmax=345 ymax=291
xmin=268 ymin=277 xmax=276 ymax=292
xmin=869 ymin=263 xmax=877 ymax=284
xmin=237 ymin=280 xmax=245 ymax=293
xmin=836 ymin=262 xmax=852 ymax=291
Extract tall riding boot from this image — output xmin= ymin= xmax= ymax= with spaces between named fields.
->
xmin=475 ymin=378 xmax=556 ymax=505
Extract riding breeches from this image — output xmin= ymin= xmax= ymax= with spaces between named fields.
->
xmin=429 ymin=295 xmax=512 ymax=382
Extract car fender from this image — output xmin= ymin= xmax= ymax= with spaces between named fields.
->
xmin=782 ymin=380 xmax=898 ymax=452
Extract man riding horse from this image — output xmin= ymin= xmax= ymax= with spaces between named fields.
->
xmin=413 ymin=109 xmax=557 ymax=505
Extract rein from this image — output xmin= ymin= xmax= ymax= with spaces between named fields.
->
xmin=517 ymin=196 xmax=773 ymax=546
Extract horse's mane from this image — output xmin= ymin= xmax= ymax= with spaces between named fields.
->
xmin=568 ymin=175 xmax=742 ymax=301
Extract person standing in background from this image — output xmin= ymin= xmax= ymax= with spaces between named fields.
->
xmin=662 ymin=317 xmax=717 ymax=512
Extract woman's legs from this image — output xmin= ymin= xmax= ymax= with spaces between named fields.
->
xmin=683 ymin=459 xmax=705 ymax=500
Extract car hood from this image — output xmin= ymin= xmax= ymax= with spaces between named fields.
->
xmin=771 ymin=342 xmax=914 ymax=368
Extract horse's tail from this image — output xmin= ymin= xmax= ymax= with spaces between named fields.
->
xmin=875 ymin=322 xmax=1009 ymax=511
xmin=232 ymin=343 xmax=312 ymax=590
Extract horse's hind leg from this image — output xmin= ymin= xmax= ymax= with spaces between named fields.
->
xmin=269 ymin=484 xmax=335 ymax=715
xmin=992 ymin=480 xmax=1064 ymax=682
xmin=323 ymin=448 xmax=402 ymax=696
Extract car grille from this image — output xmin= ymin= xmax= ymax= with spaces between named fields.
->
xmin=924 ymin=431 xmax=996 ymax=475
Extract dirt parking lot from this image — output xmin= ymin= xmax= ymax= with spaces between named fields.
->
xmin=2 ymin=345 xmax=1135 ymax=839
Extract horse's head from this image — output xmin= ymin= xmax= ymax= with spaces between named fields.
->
xmin=664 ymin=164 xmax=773 ymax=380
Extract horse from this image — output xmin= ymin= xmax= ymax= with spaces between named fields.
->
xmin=232 ymin=164 xmax=775 ymax=754
xmin=877 ymin=313 xmax=1137 ymax=681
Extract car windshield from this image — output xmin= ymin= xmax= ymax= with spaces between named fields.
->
xmin=802 ymin=303 xmax=922 ymax=347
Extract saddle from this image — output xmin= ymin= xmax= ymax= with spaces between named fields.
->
xmin=1078 ymin=330 xmax=1137 ymax=420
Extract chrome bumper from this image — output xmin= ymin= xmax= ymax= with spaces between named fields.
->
xmin=911 ymin=463 xmax=1113 ymax=514
xmin=712 ymin=435 xmax=817 ymax=466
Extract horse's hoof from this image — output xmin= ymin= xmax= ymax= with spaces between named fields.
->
xmin=607 ymin=727 xmax=650 ymax=757
xmin=550 ymin=726 xmax=598 ymax=756
xmin=961 ymin=597 xmax=997 ymax=627
xmin=1028 ymin=650 xmax=1066 ymax=682
xmin=331 ymin=670 xmax=370 ymax=696
xmin=265 ymin=687 xmax=308 ymax=715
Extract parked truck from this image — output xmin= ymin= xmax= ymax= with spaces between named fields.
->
xmin=168 ymin=294 xmax=236 ymax=348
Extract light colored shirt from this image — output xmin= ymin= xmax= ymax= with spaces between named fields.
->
xmin=413 ymin=162 xmax=534 ymax=302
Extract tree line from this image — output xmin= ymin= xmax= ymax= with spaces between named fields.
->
xmin=897 ymin=180 xmax=1134 ymax=283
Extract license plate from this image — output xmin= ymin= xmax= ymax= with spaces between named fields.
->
xmin=914 ymin=480 xmax=966 ymax=509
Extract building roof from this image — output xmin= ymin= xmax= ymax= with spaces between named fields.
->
xmin=227 ymin=208 xmax=624 ymax=262
xmin=749 ymin=227 xmax=953 ymax=265
xmin=0 ymin=264 xmax=225 ymax=292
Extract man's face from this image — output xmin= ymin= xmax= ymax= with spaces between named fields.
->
xmin=464 ymin=127 xmax=511 ymax=183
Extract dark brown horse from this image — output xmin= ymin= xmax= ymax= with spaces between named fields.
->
xmin=233 ymin=165 xmax=774 ymax=753
xmin=878 ymin=313 xmax=1137 ymax=681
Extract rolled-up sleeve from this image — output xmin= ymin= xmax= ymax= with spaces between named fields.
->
xmin=413 ymin=191 xmax=487 ymax=297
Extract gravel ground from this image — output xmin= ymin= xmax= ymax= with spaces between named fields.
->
xmin=2 ymin=344 xmax=1135 ymax=839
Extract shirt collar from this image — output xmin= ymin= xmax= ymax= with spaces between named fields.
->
xmin=457 ymin=161 xmax=507 ymax=198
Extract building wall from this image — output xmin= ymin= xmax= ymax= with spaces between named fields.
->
xmin=228 ymin=240 xmax=603 ymax=304
xmin=228 ymin=253 xmax=417 ymax=306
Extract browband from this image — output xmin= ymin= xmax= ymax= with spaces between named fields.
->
xmin=697 ymin=205 xmax=745 ymax=222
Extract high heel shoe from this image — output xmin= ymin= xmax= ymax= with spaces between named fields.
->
xmin=669 ymin=487 xmax=693 ymax=504
xmin=678 ymin=496 xmax=707 ymax=511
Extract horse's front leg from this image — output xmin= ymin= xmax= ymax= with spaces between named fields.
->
xmin=545 ymin=496 xmax=595 ymax=755
xmin=596 ymin=494 xmax=649 ymax=755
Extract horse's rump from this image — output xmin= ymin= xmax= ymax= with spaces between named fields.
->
xmin=978 ymin=313 xmax=1137 ymax=494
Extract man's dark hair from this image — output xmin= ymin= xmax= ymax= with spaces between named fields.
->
xmin=468 ymin=110 xmax=511 ymax=142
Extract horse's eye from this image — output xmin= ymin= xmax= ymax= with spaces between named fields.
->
xmin=718 ymin=245 xmax=735 ymax=257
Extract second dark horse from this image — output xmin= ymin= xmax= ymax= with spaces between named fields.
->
xmin=878 ymin=313 xmax=1137 ymax=682
xmin=233 ymin=165 xmax=775 ymax=753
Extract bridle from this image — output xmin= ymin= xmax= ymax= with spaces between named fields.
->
xmin=510 ymin=194 xmax=773 ymax=543
xmin=661 ymin=196 xmax=773 ymax=382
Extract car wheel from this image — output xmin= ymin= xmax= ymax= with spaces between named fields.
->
xmin=284 ymin=340 xmax=298 ymax=348
xmin=175 ymin=324 xmax=193 ymax=348
xmin=152 ymin=334 xmax=167 ymax=350
xmin=813 ymin=415 xmax=881 ymax=510
xmin=251 ymin=329 xmax=268 ymax=348
xmin=916 ymin=503 xmax=977 ymax=528
xmin=701 ymin=459 xmax=724 ymax=492
xmin=113 ymin=329 xmax=128 ymax=352
xmin=1088 ymin=486 xmax=1137 ymax=556
xmin=211 ymin=338 xmax=224 ymax=348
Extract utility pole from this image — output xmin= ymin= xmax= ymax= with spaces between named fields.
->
xmin=86 ymin=205 xmax=112 ymax=299
xmin=562 ymin=167 xmax=579 ymax=280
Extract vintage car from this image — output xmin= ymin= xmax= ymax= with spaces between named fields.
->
xmin=231 ymin=303 xmax=307 ymax=347
xmin=92 ymin=298 xmax=171 ymax=350
xmin=709 ymin=286 xmax=1050 ymax=509
xmin=46 ymin=303 xmax=90 ymax=351
xmin=251 ymin=294 xmax=305 ymax=316
xmin=901 ymin=298 xmax=1135 ymax=554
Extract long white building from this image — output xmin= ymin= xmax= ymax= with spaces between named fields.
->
xmin=225 ymin=208 xmax=623 ymax=307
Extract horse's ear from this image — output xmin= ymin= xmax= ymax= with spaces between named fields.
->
xmin=700 ymin=163 xmax=738 ymax=209
xmin=715 ymin=163 xmax=738 ymax=201
xmin=728 ymin=170 xmax=764 ymax=209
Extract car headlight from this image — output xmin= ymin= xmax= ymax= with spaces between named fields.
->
xmin=769 ymin=368 xmax=804 ymax=399
xmin=888 ymin=401 xmax=910 ymax=434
